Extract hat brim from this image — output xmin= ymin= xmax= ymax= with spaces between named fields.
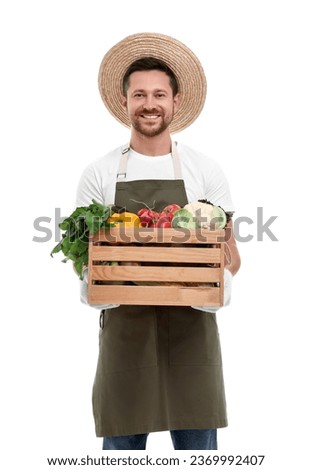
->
xmin=98 ymin=32 xmax=207 ymax=134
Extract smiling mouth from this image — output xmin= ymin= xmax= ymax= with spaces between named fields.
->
xmin=141 ymin=114 xmax=160 ymax=119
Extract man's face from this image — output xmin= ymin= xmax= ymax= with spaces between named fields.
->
xmin=121 ymin=70 xmax=180 ymax=137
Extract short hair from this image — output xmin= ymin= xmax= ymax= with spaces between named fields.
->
xmin=122 ymin=57 xmax=179 ymax=97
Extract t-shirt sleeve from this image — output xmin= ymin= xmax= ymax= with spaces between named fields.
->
xmin=205 ymin=161 xmax=235 ymax=213
xmin=75 ymin=164 xmax=104 ymax=207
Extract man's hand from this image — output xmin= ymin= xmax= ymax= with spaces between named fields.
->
xmin=224 ymin=220 xmax=241 ymax=276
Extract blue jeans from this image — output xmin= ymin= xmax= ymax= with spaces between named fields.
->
xmin=103 ymin=429 xmax=217 ymax=450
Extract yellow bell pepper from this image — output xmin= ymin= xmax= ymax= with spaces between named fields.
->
xmin=107 ymin=211 xmax=141 ymax=228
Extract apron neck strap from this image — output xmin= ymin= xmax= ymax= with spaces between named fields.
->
xmin=116 ymin=141 xmax=183 ymax=181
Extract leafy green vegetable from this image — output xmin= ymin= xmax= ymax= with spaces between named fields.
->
xmin=50 ymin=199 xmax=112 ymax=279
xmin=171 ymin=208 xmax=197 ymax=229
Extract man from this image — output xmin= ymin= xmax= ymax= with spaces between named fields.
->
xmin=77 ymin=33 xmax=241 ymax=450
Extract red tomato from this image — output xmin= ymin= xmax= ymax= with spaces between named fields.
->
xmin=160 ymin=211 xmax=174 ymax=221
xmin=155 ymin=215 xmax=172 ymax=228
xmin=137 ymin=208 xmax=149 ymax=217
xmin=162 ymin=204 xmax=181 ymax=214
xmin=137 ymin=209 xmax=160 ymax=227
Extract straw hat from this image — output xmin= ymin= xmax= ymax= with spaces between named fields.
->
xmin=98 ymin=32 xmax=207 ymax=134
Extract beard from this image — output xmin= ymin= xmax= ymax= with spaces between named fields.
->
xmin=130 ymin=106 xmax=174 ymax=137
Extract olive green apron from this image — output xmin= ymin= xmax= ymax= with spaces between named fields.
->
xmin=92 ymin=143 xmax=227 ymax=437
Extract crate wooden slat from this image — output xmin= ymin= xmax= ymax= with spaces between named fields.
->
xmin=91 ymin=265 xmax=222 ymax=283
xmin=91 ymin=245 xmax=222 ymax=263
xmin=89 ymin=285 xmax=221 ymax=306
xmin=88 ymin=227 xmax=225 ymax=306
xmin=91 ymin=227 xmax=224 ymax=244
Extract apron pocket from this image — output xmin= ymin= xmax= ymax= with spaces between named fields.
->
xmin=169 ymin=309 xmax=222 ymax=366
xmin=99 ymin=306 xmax=158 ymax=373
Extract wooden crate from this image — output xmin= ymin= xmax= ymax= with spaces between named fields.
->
xmin=88 ymin=227 xmax=225 ymax=306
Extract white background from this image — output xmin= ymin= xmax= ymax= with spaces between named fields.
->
xmin=1 ymin=1 xmax=311 ymax=468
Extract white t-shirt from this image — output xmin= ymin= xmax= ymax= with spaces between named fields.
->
xmin=77 ymin=142 xmax=235 ymax=312
xmin=76 ymin=142 xmax=235 ymax=212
